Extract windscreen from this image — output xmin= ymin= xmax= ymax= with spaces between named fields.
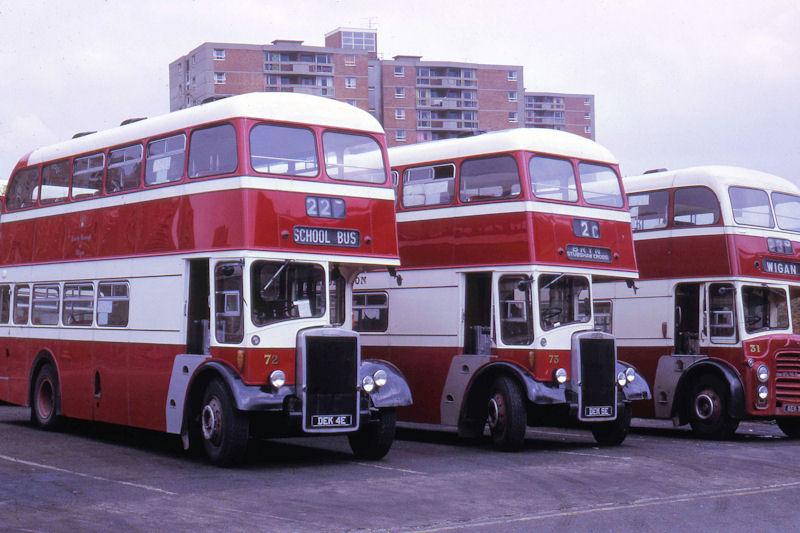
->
xmin=742 ymin=286 xmax=789 ymax=334
xmin=538 ymin=274 xmax=591 ymax=331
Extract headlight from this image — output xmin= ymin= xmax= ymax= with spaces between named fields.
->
xmin=373 ymin=369 xmax=388 ymax=388
xmin=757 ymin=385 xmax=769 ymax=401
xmin=269 ymin=370 xmax=285 ymax=388
xmin=757 ymin=365 xmax=769 ymax=383
xmin=555 ymin=368 xmax=568 ymax=384
xmin=617 ymin=371 xmax=627 ymax=387
xmin=362 ymin=375 xmax=375 ymax=393
xmin=625 ymin=367 xmax=636 ymax=383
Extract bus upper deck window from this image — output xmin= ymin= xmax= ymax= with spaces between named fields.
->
xmin=5 ymin=167 xmax=39 ymax=210
xmin=629 ymin=190 xmax=669 ymax=231
xmin=107 ymin=144 xmax=143 ymax=193
xmin=145 ymin=134 xmax=185 ymax=185
xmin=459 ymin=156 xmax=520 ymax=203
xmin=729 ymin=187 xmax=774 ymax=228
xmin=773 ymin=192 xmax=800 ymax=233
xmin=578 ymin=163 xmax=623 ymax=208
xmin=674 ymin=187 xmax=720 ymax=226
xmin=530 ymin=156 xmax=577 ymax=202
xmin=323 ymin=132 xmax=385 ymax=184
xmin=402 ymin=164 xmax=455 ymax=207
xmin=72 ymin=153 xmax=104 ymax=198
xmin=250 ymin=124 xmax=318 ymax=177
xmin=189 ymin=124 xmax=237 ymax=178
xmin=41 ymin=161 xmax=70 ymax=204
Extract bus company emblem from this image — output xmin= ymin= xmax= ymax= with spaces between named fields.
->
xmin=311 ymin=414 xmax=353 ymax=427
xmin=763 ymin=258 xmax=800 ymax=277
xmin=584 ymin=406 xmax=612 ymax=417
xmin=566 ymin=245 xmax=612 ymax=263
xmin=293 ymin=226 xmax=360 ymax=248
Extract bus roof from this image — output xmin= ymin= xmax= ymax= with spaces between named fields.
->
xmin=23 ymin=93 xmax=385 ymax=167
xmin=388 ymin=128 xmax=617 ymax=168
xmin=624 ymin=165 xmax=800 ymax=197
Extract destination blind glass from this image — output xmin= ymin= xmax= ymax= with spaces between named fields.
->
xmin=763 ymin=259 xmax=800 ymax=277
xmin=293 ymin=226 xmax=360 ymax=248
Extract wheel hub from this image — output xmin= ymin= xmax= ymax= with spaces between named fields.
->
xmin=36 ymin=379 xmax=54 ymax=420
xmin=694 ymin=392 xmax=718 ymax=421
xmin=201 ymin=397 xmax=222 ymax=442
xmin=487 ymin=393 xmax=505 ymax=430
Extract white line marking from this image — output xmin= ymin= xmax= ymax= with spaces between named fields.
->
xmin=558 ymin=451 xmax=632 ymax=461
xmin=416 ymin=480 xmax=800 ymax=532
xmin=0 ymin=454 xmax=177 ymax=496
xmin=355 ymin=462 xmax=425 ymax=475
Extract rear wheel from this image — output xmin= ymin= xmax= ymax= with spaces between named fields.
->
xmin=349 ymin=408 xmax=396 ymax=460
xmin=200 ymin=378 xmax=249 ymax=466
xmin=487 ymin=376 xmax=527 ymax=451
xmin=777 ymin=418 xmax=800 ymax=438
xmin=591 ymin=402 xmax=631 ymax=446
xmin=687 ymin=374 xmax=739 ymax=439
xmin=31 ymin=363 xmax=61 ymax=430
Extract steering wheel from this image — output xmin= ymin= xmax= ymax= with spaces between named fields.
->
xmin=744 ymin=315 xmax=761 ymax=327
xmin=541 ymin=307 xmax=563 ymax=320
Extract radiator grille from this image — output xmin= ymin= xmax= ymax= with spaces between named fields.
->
xmin=304 ymin=336 xmax=358 ymax=431
xmin=579 ymin=337 xmax=616 ymax=419
xmin=775 ymin=352 xmax=800 ymax=402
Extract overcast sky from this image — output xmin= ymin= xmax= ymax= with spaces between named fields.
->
xmin=0 ymin=0 xmax=797 ymax=184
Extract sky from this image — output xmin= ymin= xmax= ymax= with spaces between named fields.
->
xmin=0 ymin=0 xmax=798 ymax=184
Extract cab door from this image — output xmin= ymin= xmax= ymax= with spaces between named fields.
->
xmin=702 ymin=282 xmax=738 ymax=350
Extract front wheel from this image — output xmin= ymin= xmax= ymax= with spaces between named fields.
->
xmin=687 ymin=374 xmax=739 ymax=439
xmin=31 ymin=364 xmax=62 ymax=430
xmin=199 ymin=378 xmax=250 ymax=466
xmin=349 ymin=408 xmax=396 ymax=460
xmin=487 ymin=376 xmax=527 ymax=451
xmin=591 ymin=402 xmax=631 ymax=446
xmin=777 ymin=418 xmax=800 ymax=438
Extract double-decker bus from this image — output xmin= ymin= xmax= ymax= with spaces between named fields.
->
xmin=595 ymin=165 xmax=800 ymax=439
xmin=0 ymin=93 xmax=412 ymax=465
xmin=352 ymin=129 xmax=650 ymax=450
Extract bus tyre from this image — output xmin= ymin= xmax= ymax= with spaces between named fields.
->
xmin=591 ymin=402 xmax=631 ymax=446
xmin=776 ymin=419 xmax=800 ymax=439
xmin=31 ymin=364 xmax=62 ymax=430
xmin=200 ymin=378 xmax=249 ymax=467
xmin=687 ymin=374 xmax=740 ymax=439
xmin=348 ymin=408 xmax=396 ymax=460
xmin=487 ymin=376 xmax=526 ymax=451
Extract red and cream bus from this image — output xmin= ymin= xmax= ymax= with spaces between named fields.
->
xmin=0 ymin=93 xmax=412 ymax=465
xmin=352 ymin=129 xmax=650 ymax=450
xmin=595 ymin=166 xmax=800 ymax=439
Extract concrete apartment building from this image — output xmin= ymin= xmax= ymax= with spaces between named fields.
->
xmin=169 ymin=27 xmax=595 ymax=146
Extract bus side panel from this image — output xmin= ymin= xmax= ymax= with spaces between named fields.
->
xmin=5 ymin=335 xmax=33 ymax=406
xmin=92 ymin=339 xmax=130 ymax=426
xmin=128 ymin=343 xmax=173 ymax=431
xmin=57 ymin=339 xmax=95 ymax=421
xmin=376 ymin=346 xmax=455 ymax=424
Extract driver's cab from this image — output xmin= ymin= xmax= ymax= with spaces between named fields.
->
xmin=464 ymin=269 xmax=595 ymax=355
xmin=672 ymin=279 xmax=794 ymax=356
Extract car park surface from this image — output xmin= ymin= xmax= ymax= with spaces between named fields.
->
xmin=1 ymin=403 xmax=799 ymax=532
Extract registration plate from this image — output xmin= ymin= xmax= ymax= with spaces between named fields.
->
xmin=293 ymin=226 xmax=360 ymax=248
xmin=311 ymin=414 xmax=353 ymax=427
xmin=584 ymin=406 xmax=613 ymax=418
xmin=783 ymin=404 xmax=800 ymax=413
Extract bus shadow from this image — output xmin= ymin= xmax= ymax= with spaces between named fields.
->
xmin=630 ymin=423 xmax=786 ymax=442
xmin=4 ymin=417 xmax=360 ymax=469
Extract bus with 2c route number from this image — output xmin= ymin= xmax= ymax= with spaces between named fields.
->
xmin=0 ymin=92 xmax=412 ymax=466
xmin=352 ymin=129 xmax=651 ymax=450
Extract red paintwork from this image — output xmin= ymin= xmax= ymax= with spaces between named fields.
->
xmin=0 ymin=115 xmax=399 ymax=433
xmin=0 ymin=189 xmax=397 ymax=267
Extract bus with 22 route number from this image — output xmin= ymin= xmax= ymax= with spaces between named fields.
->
xmin=0 ymin=92 xmax=412 ymax=465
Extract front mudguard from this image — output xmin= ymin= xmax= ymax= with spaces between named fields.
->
xmin=616 ymin=361 xmax=652 ymax=401
xmin=359 ymin=359 xmax=413 ymax=408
